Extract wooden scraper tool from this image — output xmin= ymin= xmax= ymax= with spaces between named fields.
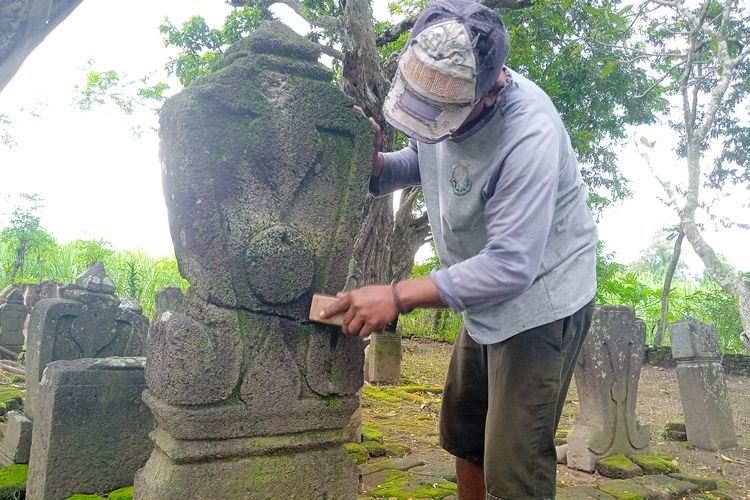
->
xmin=308 ymin=293 xmax=344 ymax=326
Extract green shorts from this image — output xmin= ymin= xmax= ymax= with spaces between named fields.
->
xmin=439 ymin=301 xmax=594 ymax=499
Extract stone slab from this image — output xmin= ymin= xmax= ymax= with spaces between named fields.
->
xmin=26 ymin=357 xmax=153 ymax=500
xmin=0 ymin=411 xmax=32 ymax=464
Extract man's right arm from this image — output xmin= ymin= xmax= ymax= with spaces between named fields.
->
xmin=369 ymin=140 xmax=421 ymax=198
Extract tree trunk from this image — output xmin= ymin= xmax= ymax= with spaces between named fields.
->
xmin=341 ymin=0 xmax=429 ymax=288
xmin=653 ymin=230 xmax=684 ymax=347
xmin=681 ymin=142 xmax=750 ymax=352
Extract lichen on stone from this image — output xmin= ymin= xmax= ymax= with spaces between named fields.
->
xmin=628 ymin=454 xmax=681 ymax=474
xmin=345 ymin=442 xmax=370 ymax=464
xmin=364 ymin=470 xmax=456 ymax=499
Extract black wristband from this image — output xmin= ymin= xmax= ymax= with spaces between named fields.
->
xmin=390 ymin=278 xmax=412 ymax=314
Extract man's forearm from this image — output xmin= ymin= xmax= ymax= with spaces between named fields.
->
xmin=394 ymin=276 xmax=446 ymax=311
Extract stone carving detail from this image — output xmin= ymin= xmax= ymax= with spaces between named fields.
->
xmin=25 ymin=262 xmax=148 ymax=420
xmin=567 ymin=306 xmax=650 ymax=471
xmin=135 ymin=20 xmax=372 ymax=499
xmin=669 ymin=318 xmax=737 ymax=450
xmin=0 ymin=288 xmax=29 ymax=357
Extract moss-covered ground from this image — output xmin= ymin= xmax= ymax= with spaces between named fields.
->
xmin=359 ymin=339 xmax=750 ymax=499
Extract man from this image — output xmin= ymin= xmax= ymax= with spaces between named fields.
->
xmin=321 ymin=0 xmax=598 ymax=498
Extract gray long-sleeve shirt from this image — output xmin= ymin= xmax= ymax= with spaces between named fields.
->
xmin=370 ymin=70 xmax=598 ymax=344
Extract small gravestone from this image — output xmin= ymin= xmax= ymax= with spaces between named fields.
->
xmin=0 ymin=263 xmax=148 ymax=466
xmin=567 ymin=306 xmax=650 ymax=472
xmin=153 ymin=286 xmax=184 ymax=319
xmin=24 ymin=262 xmax=147 ymax=419
xmin=134 ymin=20 xmax=372 ymax=500
xmin=669 ymin=318 xmax=737 ymax=450
xmin=0 ymin=288 xmax=29 ymax=358
xmin=25 ymin=357 xmax=153 ymax=500
xmin=365 ymin=328 xmax=402 ymax=384
xmin=0 ymin=411 xmax=32 ymax=464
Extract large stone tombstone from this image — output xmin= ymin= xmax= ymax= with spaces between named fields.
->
xmin=567 ymin=306 xmax=651 ymax=471
xmin=134 ymin=21 xmax=372 ymax=500
xmin=0 ymin=288 xmax=29 ymax=357
xmin=669 ymin=318 xmax=737 ymax=450
xmin=26 ymin=357 xmax=153 ymax=500
xmin=25 ymin=262 xmax=148 ymax=419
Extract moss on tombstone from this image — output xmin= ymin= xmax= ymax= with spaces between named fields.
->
xmin=345 ymin=443 xmax=370 ymax=464
xmin=594 ymin=479 xmax=646 ymax=500
xmin=361 ymin=426 xmax=384 ymax=444
xmin=0 ymin=464 xmax=27 ymax=500
xmin=66 ymin=495 xmax=105 ymax=499
xmin=384 ymin=442 xmax=410 ymax=458
xmin=596 ymin=454 xmax=643 ymax=479
xmin=365 ymin=470 xmax=456 ymax=499
xmin=361 ymin=440 xmax=386 ymax=458
xmin=628 ymin=454 xmax=681 ymax=474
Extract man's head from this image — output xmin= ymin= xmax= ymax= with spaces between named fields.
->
xmin=383 ymin=0 xmax=509 ymax=144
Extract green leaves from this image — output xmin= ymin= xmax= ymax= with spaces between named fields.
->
xmin=161 ymin=5 xmax=266 ymax=87
xmin=503 ymin=0 xmax=668 ymax=212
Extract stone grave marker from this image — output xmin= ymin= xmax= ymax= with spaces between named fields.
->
xmin=567 ymin=306 xmax=651 ymax=471
xmin=0 ymin=262 xmax=148 ymax=465
xmin=669 ymin=318 xmax=737 ymax=450
xmin=134 ymin=20 xmax=372 ymax=500
xmin=25 ymin=357 xmax=153 ymax=500
xmin=365 ymin=328 xmax=402 ymax=384
xmin=0 ymin=288 xmax=29 ymax=358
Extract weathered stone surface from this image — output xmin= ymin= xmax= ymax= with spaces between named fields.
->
xmin=595 ymin=454 xmax=643 ymax=479
xmin=155 ymin=24 xmax=371 ymax=319
xmin=669 ymin=318 xmax=737 ymax=450
xmin=365 ymin=328 xmax=402 ymax=384
xmin=0 ymin=0 xmax=83 ymax=92
xmin=0 ymin=411 xmax=32 ymax=465
xmin=628 ymin=454 xmax=680 ymax=475
xmin=567 ymin=306 xmax=651 ymax=472
xmin=76 ymin=261 xmax=117 ymax=294
xmin=23 ymin=262 xmax=147 ymax=421
xmin=153 ymin=286 xmax=184 ymax=318
xmin=669 ymin=472 xmax=719 ymax=491
xmin=630 ymin=474 xmax=699 ymax=497
xmin=0 ymin=288 xmax=29 ymax=356
xmin=26 ymin=357 xmax=153 ymax=500
xmin=135 ymin=443 xmax=358 ymax=500
xmin=136 ymin=20 xmax=371 ymax=499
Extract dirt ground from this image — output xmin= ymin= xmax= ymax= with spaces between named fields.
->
xmin=361 ymin=338 xmax=750 ymax=497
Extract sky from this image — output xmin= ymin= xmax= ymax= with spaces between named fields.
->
xmin=0 ymin=0 xmax=748 ymax=275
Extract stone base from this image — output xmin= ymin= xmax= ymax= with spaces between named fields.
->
xmin=364 ymin=329 xmax=401 ymax=385
xmin=566 ymin=424 xmax=650 ymax=472
xmin=134 ymin=434 xmax=359 ymax=500
xmin=0 ymin=411 xmax=32 ymax=464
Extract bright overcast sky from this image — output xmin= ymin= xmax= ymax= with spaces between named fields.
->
xmin=0 ymin=0 xmax=748 ymax=275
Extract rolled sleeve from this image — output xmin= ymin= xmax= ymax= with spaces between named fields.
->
xmin=368 ymin=140 xmax=421 ymax=198
xmin=436 ymin=120 xmax=562 ymax=312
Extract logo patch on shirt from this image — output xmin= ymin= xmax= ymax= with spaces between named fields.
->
xmin=450 ymin=165 xmax=472 ymax=196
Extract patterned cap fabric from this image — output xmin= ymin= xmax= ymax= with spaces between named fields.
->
xmin=384 ymin=0 xmax=509 ymax=143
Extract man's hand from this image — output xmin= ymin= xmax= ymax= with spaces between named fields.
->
xmin=353 ymin=106 xmax=384 ymax=176
xmin=320 ymin=285 xmax=399 ymax=338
